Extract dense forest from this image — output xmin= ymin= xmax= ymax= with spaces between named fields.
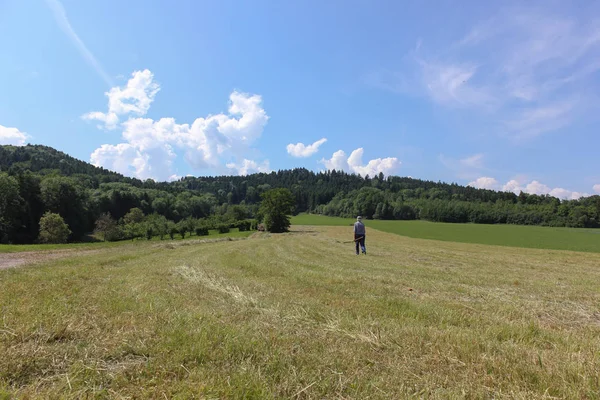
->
xmin=1 ymin=144 xmax=599 ymax=244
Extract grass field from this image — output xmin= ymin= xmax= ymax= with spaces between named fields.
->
xmin=0 ymin=228 xmax=253 ymax=254
xmin=1 ymin=226 xmax=600 ymax=398
xmin=292 ymin=214 xmax=600 ymax=253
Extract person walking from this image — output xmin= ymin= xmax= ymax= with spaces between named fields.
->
xmin=353 ymin=216 xmax=366 ymax=255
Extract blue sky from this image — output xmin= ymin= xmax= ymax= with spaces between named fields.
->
xmin=1 ymin=0 xmax=599 ymax=198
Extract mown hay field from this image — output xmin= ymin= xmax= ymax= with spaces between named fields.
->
xmin=1 ymin=226 xmax=600 ymax=398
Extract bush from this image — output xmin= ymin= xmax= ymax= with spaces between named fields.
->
xmin=236 ymin=220 xmax=252 ymax=232
xmin=217 ymin=224 xmax=230 ymax=234
xmin=195 ymin=227 xmax=209 ymax=236
xmin=39 ymin=212 xmax=71 ymax=244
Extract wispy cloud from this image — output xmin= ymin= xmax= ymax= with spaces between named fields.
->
xmin=45 ymin=0 xmax=113 ymax=87
xmin=373 ymin=6 xmax=600 ymax=141
xmin=440 ymin=153 xmax=489 ymax=180
xmin=459 ymin=153 xmax=484 ymax=169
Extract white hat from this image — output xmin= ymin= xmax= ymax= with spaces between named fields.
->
xmin=357 ymin=216 xmax=362 ymax=220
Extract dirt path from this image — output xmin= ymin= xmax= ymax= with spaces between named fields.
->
xmin=0 ymin=249 xmax=98 ymax=270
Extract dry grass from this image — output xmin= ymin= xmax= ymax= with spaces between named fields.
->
xmin=1 ymin=225 xmax=600 ymax=399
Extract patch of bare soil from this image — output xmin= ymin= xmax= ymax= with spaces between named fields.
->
xmin=0 ymin=249 xmax=98 ymax=270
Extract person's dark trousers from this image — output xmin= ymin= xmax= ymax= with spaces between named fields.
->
xmin=355 ymin=234 xmax=366 ymax=254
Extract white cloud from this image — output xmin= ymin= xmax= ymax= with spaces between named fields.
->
xmin=82 ymin=69 xmax=159 ymax=129
xmin=377 ymin=6 xmax=600 ymax=140
xmin=226 ymin=159 xmax=271 ymax=176
xmin=524 ymin=180 xmax=551 ymax=196
xmin=594 ymin=184 xmax=600 ymax=194
xmin=320 ymin=150 xmax=349 ymax=172
xmin=467 ymin=175 xmax=590 ymax=199
xmin=87 ymin=70 xmax=270 ymax=181
xmin=467 ymin=177 xmax=499 ymax=190
xmin=320 ymin=148 xmax=400 ymax=177
xmin=502 ymin=179 xmax=522 ymax=193
xmin=286 ymin=138 xmax=327 ymax=158
xmin=90 ymin=143 xmax=176 ymax=182
xmin=0 ymin=125 xmax=30 ymax=146
xmin=45 ymin=0 xmax=113 ymax=87
xmin=549 ymin=188 xmax=581 ymax=200
xmin=90 ymin=143 xmax=145 ymax=177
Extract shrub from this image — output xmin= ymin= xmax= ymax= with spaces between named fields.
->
xmin=39 ymin=212 xmax=71 ymax=244
xmin=217 ymin=224 xmax=230 ymax=234
xmin=195 ymin=227 xmax=209 ymax=236
xmin=237 ymin=220 xmax=252 ymax=232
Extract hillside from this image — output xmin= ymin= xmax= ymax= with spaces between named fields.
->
xmin=1 ymin=144 xmax=599 ymax=244
xmin=0 ymin=144 xmax=129 ymax=183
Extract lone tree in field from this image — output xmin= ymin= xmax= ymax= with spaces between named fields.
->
xmin=94 ymin=213 xmax=120 ymax=242
xmin=39 ymin=212 xmax=71 ymax=244
xmin=259 ymin=188 xmax=295 ymax=233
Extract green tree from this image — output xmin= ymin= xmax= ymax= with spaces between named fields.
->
xmin=123 ymin=207 xmax=145 ymax=224
xmin=39 ymin=212 xmax=71 ymax=244
xmin=94 ymin=213 xmax=120 ymax=241
xmin=259 ymin=188 xmax=295 ymax=233
xmin=176 ymin=220 xmax=189 ymax=239
xmin=0 ymin=173 xmax=24 ymax=243
xmin=146 ymin=213 xmax=169 ymax=240
xmin=167 ymin=221 xmax=177 ymax=240
xmin=40 ymin=176 xmax=88 ymax=240
xmin=123 ymin=222 xmax=144 ymax=241
xmin=227 ymin=204 xmax=249 ymax=221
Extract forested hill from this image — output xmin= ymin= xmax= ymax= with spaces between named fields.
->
xmin=0 ymin=144 xmax=130 ymax=182
xmin=1 ymin=144 xmax=599 ymax=244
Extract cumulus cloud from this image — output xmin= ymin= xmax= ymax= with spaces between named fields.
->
xmin=469 ymin=176 xmax=590 ymax=199
xmin=320 ymin=148 xmax=400 ymax=177
xmin=87 ymin=70 xmax=270 ymax=181
xmin=286 ymin=138 xmax=327 ymax=158
xmin=82 ymin=69 xmax=160 ymax=129
xmin=594 ymin=184 xmax=600 ymax=194
xmin=0 ymin=125 xmax=30 ymax=146
xmin=90 ymin=142 xmax=176 ymax=181
xmin=320 ymin=150 xmax=349 ymax=172
xmin=467 ymin=177 xmax=499 ymax=190
xmin=226 ymin=159 xmax=271 ymax=176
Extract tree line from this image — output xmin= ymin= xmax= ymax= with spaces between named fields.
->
xmin=1 ymin=144 xmax=598 ymax=244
